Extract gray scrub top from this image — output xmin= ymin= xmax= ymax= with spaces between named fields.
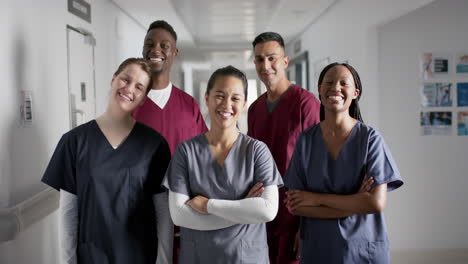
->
xmin=284 ymin=122 xmax=403 ymax=264
xmin=163 ymin=133 xmax=283 ymax=264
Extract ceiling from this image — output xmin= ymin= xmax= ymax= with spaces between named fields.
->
xmin=113 ymin=0 xmax=337 ymax=50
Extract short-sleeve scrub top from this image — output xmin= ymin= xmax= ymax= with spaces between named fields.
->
xmin=284 ymin=122 xmax=403 ymax=264
xmin=163 ymin=133 xmax=283 ymax=264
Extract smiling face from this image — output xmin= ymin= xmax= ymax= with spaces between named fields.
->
xmin=253 ymin=41 xmax=289 ymax=87
xmin=109 ymin=63 xmax=151 ymax=113
xmin=205 ymin=76 xmax=246 ymax=130
xmin=142 ymin=28 xmax=178 ymax=76
xmin=319 ymin=65 xmax=360 ymax=117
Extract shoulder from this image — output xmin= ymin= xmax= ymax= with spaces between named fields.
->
xmin=239 ymin=133 xmax=271 ymax=156
xmin=61 ymin=120 xmax=95 ymax=141
xmin=352 ymin=122 xmax=386 ymax=148
xmin=248 ymin=92 xmax=267 ymax=112
xmin=301 ymin=122 xmax=321 ymax=138
xmin=175 ymin=133 xmax=205 ymax=153
xmin=355 ymin=122 xmax=381 ymax=138
xmin=172 ymin=85 xmax=197 ymax=103
xmin=291 ymin=85 xmax=320 ymax=106
xmin=134 ymin=121 xmax=170 ymax=148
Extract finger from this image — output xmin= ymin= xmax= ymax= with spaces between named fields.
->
xmin=362 ymin=177 xmax=374 ymax=191
xmin=247 ymin=183 xmax=264 ymax=197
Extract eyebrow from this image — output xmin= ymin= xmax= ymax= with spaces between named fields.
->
xmin=255 ymin=53 xmax=279 ymax=57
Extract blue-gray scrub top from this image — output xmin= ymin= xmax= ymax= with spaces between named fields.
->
xmin=163 ymin=133 xmax=283 ymax=264
xmin=284 ymin=122 xmax=403 ymax=264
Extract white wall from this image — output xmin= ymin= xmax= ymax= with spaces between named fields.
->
xmin=379 ymin=0 xmax=468 ymax=251
xmin=0 ymin=0 xmax=149 ymax=263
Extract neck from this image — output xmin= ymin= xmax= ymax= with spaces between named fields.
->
xmin=206 ymin=126 xmax=239 ymax=147
xmin=266 ymin=79 xmax=291 ymax=102
xmin=322 ymin=112 xmax=356 ymax=135
xmin=98 ymin=107 xmax=135 ymax=129
xmin=152 ymin=73 xmax=171 ymax=90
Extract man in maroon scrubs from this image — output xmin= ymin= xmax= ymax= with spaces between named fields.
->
xmin=248 ymin=32 xmax=320 ymax=264
xmin=134 ymin=20 xmax=207 ymax=155
xmin=133 ymin=20 xmax=208 ymax=264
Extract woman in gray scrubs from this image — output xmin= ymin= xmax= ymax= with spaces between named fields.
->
xmin=163 ymin=65 xmax=283 ymax=264
xmin=284 ymin=63 xmax=403 ymax=264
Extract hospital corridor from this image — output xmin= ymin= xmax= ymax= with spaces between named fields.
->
xmin=0 ymin=0 xmax=468 ymax=263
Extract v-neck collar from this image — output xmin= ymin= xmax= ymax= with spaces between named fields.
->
xmin=202 ymin=133 xmax=242 ymax=168
xmin=318 ymin=121 xmax=359 ymax=161
xmin=93 ymin=120 xmax=138 ymax=151
xmin=146 ymin=84 xmax=174 ymax=111
xmin=264 ymin=83 xmax=295 ymax=115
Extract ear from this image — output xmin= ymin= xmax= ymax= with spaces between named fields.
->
xmin=174 ymin=47 xmax=179 ymax=57
xmin=354 ymin=88 xmax=361 ymax=99
xmin=283 ymin=56 xmax=290 ymax=68
xmin=205 ymin=93 xmax=209 ymax=105
xmin=111 ymin=75 xmax=116 ymax=86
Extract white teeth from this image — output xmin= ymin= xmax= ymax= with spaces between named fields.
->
xmin=150 ymin=58 xmax=164 ymax=62
xmin=328 ymin=95 xmax=343 ymax=101
xmin=219 ymin=111 xmax=232 ymax=117
xmin=119 ymin=92 xmax=132 ymax=101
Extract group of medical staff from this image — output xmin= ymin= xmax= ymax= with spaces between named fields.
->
xmin=41 ymin=20 xmax=403 ymax=264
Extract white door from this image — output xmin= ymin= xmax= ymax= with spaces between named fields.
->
xmin=66 ymin=25 xmax=96 ymax=129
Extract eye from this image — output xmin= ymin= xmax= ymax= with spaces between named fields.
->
xmin=268 ymin=57 xmax=275 ymax=62
xmin=255 ymin=58 xmax=264 ymax=63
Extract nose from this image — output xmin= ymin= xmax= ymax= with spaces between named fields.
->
xmin=220 ymin=97 xmax=232 ymax=109
xmin=331 ymin=82 xmax=341 ymax=91
xmin=262 ymin=60 xmax=271 ymax=70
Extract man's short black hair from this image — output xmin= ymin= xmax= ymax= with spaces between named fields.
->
xmin=147 ymin=20 xmax=177 ymax=42
xmin=252 ymin=32 xmax=285 ymax=49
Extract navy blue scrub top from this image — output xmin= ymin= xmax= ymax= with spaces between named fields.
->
xmin=42 ymin=120 xmax=171 ymax=264
xmin=284 ymin=122 xmax=403 ymax=264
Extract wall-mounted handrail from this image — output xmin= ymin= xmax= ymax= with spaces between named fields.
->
xmin=0 ymin=187 xmax=59 ymax=242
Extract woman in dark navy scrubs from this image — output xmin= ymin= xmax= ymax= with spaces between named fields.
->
xmin=42 ymin=58 xmax=172 ymax=264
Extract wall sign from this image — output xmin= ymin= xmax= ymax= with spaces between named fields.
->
xmin=68 ymin=0 xmax=91 ymax=23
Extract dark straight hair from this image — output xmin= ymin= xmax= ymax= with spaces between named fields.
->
xmin=317 ymin=62 xmax=364 ymax=122
xmin=206 ymin=65 xmax=248 ymax=99
xmin=252 ymin=32 xmax=285 ymax=49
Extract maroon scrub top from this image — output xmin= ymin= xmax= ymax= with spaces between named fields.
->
xmin=133 ymin=85 xmax=208 ymax=155
xmin=247 ymin=84 xmax=320 ymax=263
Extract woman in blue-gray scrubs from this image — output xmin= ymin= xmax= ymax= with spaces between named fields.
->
xmin=284 ymin=62 xmax=403 ymax=264
xmin=163 ymin=65 xmax=283 ymax=264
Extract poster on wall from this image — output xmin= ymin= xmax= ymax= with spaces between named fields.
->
xmin=421 ymin=53 xmax=449 ymax=79
xmin=420 ymin=82 xmax=452 ymax=107
xmin=455 ymin=54 xmax=468 ymax=74
xmin=457 ymin=82 xmax=468 ymax=106
xmin=420 ymin=111 xmax=452 ymax=136
xmin=457 ymin=112 xmax=468 ymax=136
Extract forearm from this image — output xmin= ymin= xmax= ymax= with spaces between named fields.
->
xmin=59 ymin=189 xmax=78 ymax=264
xmin=207 ymin=185 xmax=278 ymax=224
xmin=153 ymin=192 xmax=173 ymax=264
xmin=318 ymin=191 xmax=385 ymax=214
xmin=292 ymin=205 xmax=354 ymax=219
xmin=168 ymin=191 xmax=236 ymax=230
